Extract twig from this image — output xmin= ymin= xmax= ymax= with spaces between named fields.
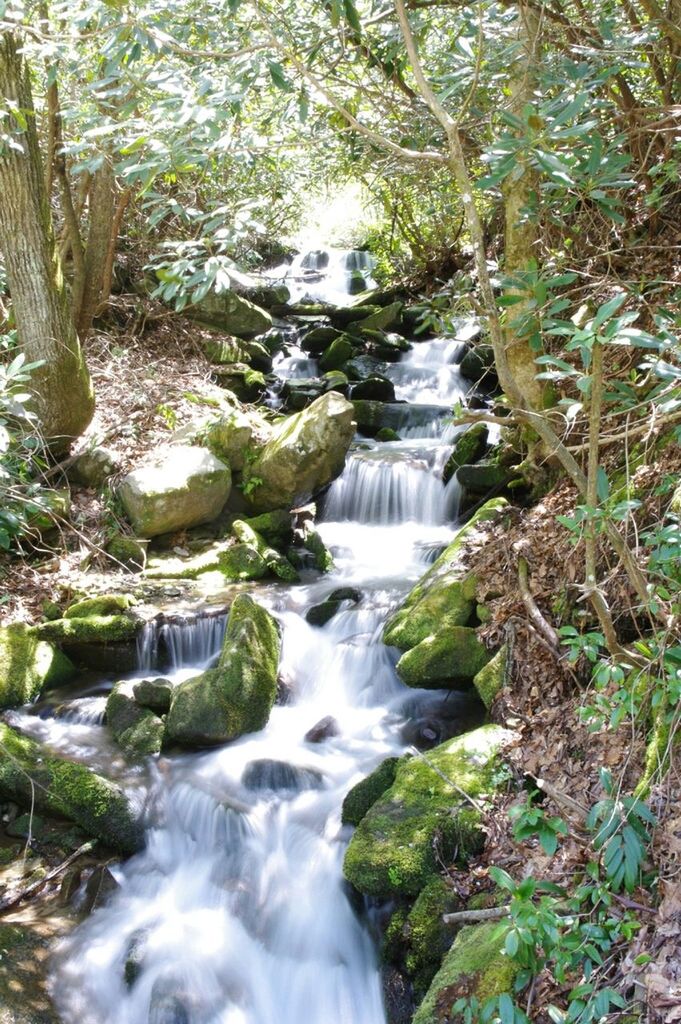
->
xmin=442 ymin=905 xmax=510 ymax=925
xmin=0 ymin=839 xmax=96 ymax=914
xmin=517 ymin=555 xmax=560 ymax=649
xmin=535 ymin=777 xmax=589 ymax=820
xmin=409 ymin=746 xmax=487 ymax=814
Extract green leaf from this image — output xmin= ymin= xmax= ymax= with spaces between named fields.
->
xmin=596 ymin=468 xmax=609 ymax=501
xmin=593 ymin=293 xmax=627 ymax=329
xmin=498 ymin=993 xmax=515 ymax=1024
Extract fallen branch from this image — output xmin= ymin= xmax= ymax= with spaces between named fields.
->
xmin=0 ymin=839 xmax=96 ymax=914
xmin=517 ymin=555 xmax=560 ymax=649
xmin=535 ymin=777 xmax=589 ymax=821
xmin=442 ymin=905 xmax=510 ymax=925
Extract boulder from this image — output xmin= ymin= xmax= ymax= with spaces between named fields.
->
xmin=344 ymin=355 xmax=388 ymax=381
xmin=473 ymin=644 xmax=508 ymax=709
xmin=351 ymin=301 xmax=403 ymax=332
xmin=318 ymin=336 xmax=355 ymax=372
xmin=342 ymin=756 xmax=400 ymax=827
xmin=242 ymin=392 xmax=355 ymax=512
xmin=343 ymin=726 xmax=512 ymax=899
xmin=106 ymin=681 xmax=164 ymax=756
xmin=106 ymin=535 xmax=147 ymax=571
xmin=281 ymin=378 xmax=326 ymax=411
xmin=442 ymin=424 xmax=489 ymax=484
xmin=412 ymin=921 xmax=518 ymax=1024
xmin=459 ymin=343 xmax=497 ymax=385
xmin=133 ymin=677 xmax=173 ymax=714
xmin=145 ymin=541 xmax=267 ymax=582
xmin=202 ymin=336 xmax=271 ymax=372
xmin=396 ymin=625 xmax=491 ymax=689
xmin=0 ymin=623 xmax=74 ymax=710
xmin=34 ymin=615 xmax=139 ymax=644
xmin=165 ymin=595 xmax=281 ymax=748
xmin=404 ymin=876 xmax=459 ymax=996
xmin=65 ymin=594 xmax=134 ymax=619
xmin=241 ymin=759 xmax=323 ymax=792
xmin=0 ymin=723 xmax=143 ymax=853
xmin=202 ymin=406 xmax=270 ymax=471
xmin=348 ymin=376 xmax=395 ymax=402
xmin=329 ymin=304 xmax=381 ymax=327
xmin=119 ymin=446 xmax=231 ymax=538
xmin=304 ymin=716 xmax=340 ymax=743
xmin=68 ymin=446 xmax=121 ymax=488
xmin=300 ymin=326 xmax=341 ymax=354
xmin=189 ymin=289 xmax=272 ymax=339
xmin=231 ymin=519 xmax=299 ymax=582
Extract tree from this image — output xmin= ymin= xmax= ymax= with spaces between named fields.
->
xmin=0 ymin=30 xmax=94 ymax=452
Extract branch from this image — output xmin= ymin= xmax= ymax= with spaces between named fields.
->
xmin=0 ymin=840 xmax=96 ymax=914
xmin=517 ymin=554 xmax=560 ymax=649
xmin=442 ymin=905 xmax=510 ymax=925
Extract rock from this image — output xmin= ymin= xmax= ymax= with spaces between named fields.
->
xmin=0 ymin=723 xmax=143 ymax=853
xmin=165 ymin=595 xmax=281 ymax=748
xmin=329 ymin=587 xmax=362 ymax=603
xmin=189 ymin=289 xmax=272 ymax=339
xmin=396 ymin=625 xmax=491 ymax=688
xmin=322 ymin=369 xmax=349 ymax=394
xmin=133 ymin=678 xmax=173 ymax=714
xmin=202 ymin=408 xmax=254 ymax=471
xmin=304 ymin=716 xmax=339 ymax=743
xmin=240 ymin=283 xmax=290 ymax=309
xmin=64 ymin=594 xmax=134 ymax=619
xmin=456 ymin=461 xmax=511 ymax=495
xmin=106 ymin=681 xmax=164 ymax=756
xmin=145 ymin=541 xmax=267 ymax=582
xmin=459 ymin=343 xmax=497 ymax=385
xmin=231 ymin=519 xmax=299 ymax=582
xmin=213 ymin=364 xmax=267 ymax=402
xmin=401 ymin=304 xmax=430 ymax=333
xmin=344 ymin=355 xmax=388 ymax=381
xmin=318 ymin=336 xmax=355 ymax=372
xmin=376 ymin=428 xmax=401 ymax=442
xmin=473 ymin=645 xmax=507 ymax=709
xmin=241 ymin=759 xmax=324 ymax=792
xmin=119 ymin=446 xmax=231 ymax=538
xmin=124 ymin=930 xmax=148 ymax=988
xmin=34 ymin=615 xmax=139 ymax=644
xmin=341 ymin=757 xmax=401 ymax=826
xmin=442 ymin=424 xmax=489 ymax=484
xmin=412 ymin=921 xmax=518 ymax=1024
xmin=399 ymin=718 xmax=444 ymax=750
xmin=106 ymin=535 xmax=147 ymax=571
xmin=305 ymin=600 xmax=344 ymax=627
xmin=240 ymin=510 xmax=293 ymax=545
xmin=404 ymin=876 xmax=459 ymax=996
xmin=351 ymin=301 xmax=403 ymax=332
xmin=148 ymin=983 xmax=190 ymax=1024
xmin=82 ymin=865 xmax=119 ymax=913
xmin=68 ymin=446 xmax=121 ymax=488
xmin=281 ymin=378 xmax=326 ymax=411
xmin=202 ymin=336 xmax=271 ymax=371
xmin=300 ymin=326 xmax=340 ymax=354
xmin=329 ymin=304 xmax=381 ymax=327
xmin=343 ymin=726 xmax=512 ymax=899
xmin=300 ymin=521 xmax=334 ymax=572
xmin=0 ymin=624 xmax=75 ymax=710
xmin=242 ymin=392 xmax=355 ymax=513
xmin=348 ymin=376 xmax=395 ymax=402
xmin=24 ymin=489 xmax=70 ymax=534
xmin=382 ymin=967 xmax=413 ymax=1024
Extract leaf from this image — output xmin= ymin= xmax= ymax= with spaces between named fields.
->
xmin=498 ymin=993 xmax=515 ymax=1024
xmin=596 ymin=468 xmax=609 ymax=501
xmin=593 ymin=293 xmax=627 ymax=329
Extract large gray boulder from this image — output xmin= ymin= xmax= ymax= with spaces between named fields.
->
xmin=242 ymin=392 xmax=355 ymax=512
xmin=119 ymin=445 xmax=231 ymax=537
xmin=189 ymin=289 xmax=272 ymax=338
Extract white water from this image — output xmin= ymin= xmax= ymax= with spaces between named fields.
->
xmin=12 ymin=316 xmax=482 ymax=1024
xmin=267 ymin=247 xmax=377 ymax=306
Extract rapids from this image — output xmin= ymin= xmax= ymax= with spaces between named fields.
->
xmin=11 ymin=268 xmax=483 ymax=1024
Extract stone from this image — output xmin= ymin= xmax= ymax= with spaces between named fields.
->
xmin=329 ymin=304 xmax=381 ymax=327
xmin=300 ymin=326 xmax=341 ymax=354
xmin=202 ymin=408 xmax=254 ymax=471
xmin=133 ymin=678 xmax=173 ymax=714
xmin=0 ymin=723 xmax=143 ymax=853
xmin=412 ymin=921 xmax=518 ymax=1024
xmin=165 ymin=595 xmax=281 ymax=748
xmin=304 ymin=716 xmax=340 ymax=743
xmin=0 ymin=624 xmax=75 ymax=710
xmin=106 ymin=535 xmax=147 ymax=571
xmin=351 ymin=301 xmax=403 ymax=332
xmin=442 ymin=424 xmax=489 ymax=484
xmin=348 ymin=376 xmax=395 ymax=402
xmin=300 ymin=522 xmax=335 ymax=572
xmin=64 ymin=594 xmax=134 ymax=619
xmin=34 ymin=615 xmax=139 ymax=644
xmin=404 ymin=876 xmax=459 ymax=996
xmin=344 ymin=355 xmax=388 ymax=381
xmin=240 ymin=510 xmax=293 ymax=544
xmin=322 ymin=369 xmax=349 ymax=394
xmin=214 ymin=365 xmax=267 ymax=402
xmin=202 ymin=336 xmax=271 ymax=371
xmin=68 ymin=446 xmax=121 ymax=488
xmin=242 ymin=392 xmax=355 ymax=513
xmin=341 ymin=757 xmax=401 ymax=826
xmin=281 ymin=378 xmax=326 ymax=411
xmin=382 ymin=967 xmax=413 ymax=1024
xmin=82 ymin=865 xmax=119 ymax=913
xmin=189 ymin=289 xmax=272 ymax=338
xmin=106 ymin=681 xmax=164 ymax=756
xmin=231 ymin=519 xmax=299 ymax=582
xmin=473 ymin=644 xmax=508 ymax=709
xmin=396 ymin=625 xmax=491 ymax=688
xmin=119 ymin=445 xmax=231 ymax=538
xmin=343 ymin=726 xmax=512 ymax=899
xmin=241 ymin=759 xmax=324 ymax=792
xmin=459 ymin=343 xmax=497 ymax=385
xmin=376 ymin=428 xmax=401 ymax=442
xmin=145 ymin=541 xmax=267 ymax=582
xmin=318 ymin=336 xmax=355 ymax=372
xmin=456 ymin=461 xmax=510 ymax=494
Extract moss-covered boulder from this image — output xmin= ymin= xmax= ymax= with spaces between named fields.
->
xmin=352 ymin=301 xmax=403 ymax=332
xmin=106 ymin=534 xmax=147 ymax=571
xmin=119 ymin=445 xmax=231 ymax=537
xmin=343 ymin=726 xmax=512 ymax=899
xmin=165 ymin=594 xmax=281 ymax=748
xmin=106 ymin=681 xmax=164 ymax=756
xmin=342 ymin=757 xmax=401 ymax=826
xmin=69 ymin=445 xmax=121 ymax=488
xmin=232 ymin=520 xmax=299 ymax=582
xmin=0 ymin=723 xmax=143 ymax=853
xmin=189 ymin=289 xmax=272 ymax=339
xmin=396 ymin=626 xmax=491 ymax=689
xmin=242 ymin=392 xmax=355 ymax=512
xmin=319 ymin=337 xmax=356 ymax=371
xmin=64 ymin=594 xmax=134 ymax=619
xmin=145 ymin=540 xmax=267 ymax=582
xmin=473 ymin=645 xmax=508 ymax=709
xmin=202 ymin=407 xmax=254 ymax=471
xmin=443 ymin=425 xmax=489 ymax=484
xmin=0 ymin=624 xmax=75 ymax=710
xmin=456 ymin=462 xmax=510 ymax=494
xmin=34 ymin=615 xmax=139 ymax=644
xmin=405 ymin=877 xmax=459 ymax=996
xmin=412 ymin=921 xmax=517 ymax=1024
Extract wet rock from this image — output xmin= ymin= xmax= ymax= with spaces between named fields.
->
xmin=231 ymin=519 xmax=299 ymax=582
xmin=148 ymin=984 xmax=190 ymax=1024
xmin=458 ymin=343 xmax=497 ymax=386
xmin=376 ymin=427 xmax=401 ymax=442
xmin=64 ymin=594 xmax=134 ymax=619
xmin=213 ymin=364 xmax=267 ymax=402
xmin=382 ymin=966 xmax=414 ymax=1024
xmin=241 ymin=759 xmax=324 ymax=792
xmin=82 ymin=865 xmax=119 ymax=914
xmin=472 ymin=644 xmax=508 ymax=709
xmin=456 ymin=461 xmax=511 ymax=494
xmin=242 ymin=392 xmax=355 ymax=513
xmin=281 ymin=378 xmax=326 ymax=411
xmin=343 ymin=726 xmax=513 ymax=899
xmin=0 ymin=723 xmax=143 ymax=853
xmin=305 ymin=600 xmax=344 ymax=628
xmin=304 ymin=716 xmax=340 ymax=743
xmin=202 ymin=336 xmax=272 ymax=372
xmin=442 ymin=424 xmax=489 ymax=484
xmin=165 ymin=595 xmax=281 ymax=748
xmin=322 ymin=369 xmax=349 ymax=394
xmin=0 ymin=623 xmax=75 ymax=711
xmin=399 ymin=718 xmax=443 ymax=750
xmin=344 ymin=355 xmax=388 ymax=381
xmin=106 ymin=535 xmax=147 ymax=571
xmin=328 ymin=587 xmax=362 ymax=603
xmin=363 ymin=331 xmax=410 ymax=360
xmin=396 ymin=625 xmax=491 ymax=688
xmin=133 ymin=678 xmax=173 ymax=714
xmin=318 ymin=336 xmax=355 ymax=372
xmin=299 ymin=522 xmax=334 ymax=572
xmin=189 ymin=289 xmax=272 ymax=339
xmin=300 ymin=326 xmax=340 ymax=354
xmin=124 ymin=930 xmax=147 ymax=987
xmin=328 ymin=303 xmax=381 ymax=327
xmin=348 ymin=376 xmax=395 ymax=402
xmin=68 ymin=446 xmax=121 ymax=488
xmin=341 ymin=756 xmax=401 ymax=827
xmin=119 ymin=445 xmax=231 ymax=538
xmin=106 ymin=681 xmax=164 ymax=756
xmin=351 ymin=401 xmax=439 ymax=437
xmin=351 ymin=301 xmax=403 ymax=332
xmin=404 ymin=876 xmax=459 ymax=996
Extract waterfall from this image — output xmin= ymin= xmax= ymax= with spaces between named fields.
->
xmin=268 ymin=247 xmax=377 ymax=305
xmin=137 ymin=612 xmax=227 ymax=674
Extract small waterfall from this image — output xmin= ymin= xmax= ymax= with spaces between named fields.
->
xmin=384 ymin=337 xmax=468 ymax=407
xmin=272 ymin=347 xmax=318 ymax=380
xmin=137 ymin=612 xmax=227 ymax=673
xmin=268 ymin=247 xmax=377 ymax=305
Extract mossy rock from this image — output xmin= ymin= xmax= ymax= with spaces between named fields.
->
xmin=64 ymin=594 xmax=134 ymax=619
xmin=240 ymin=510 xmax=293 ymax=544
xmin=473 ymin=646 xmax=508 ymax=709
xmin=33 ymin=615 xmax=139 ymax=644
xmin=318 ymin=336 xmax=356 ymax=372
xmin=396 ymin=626 xmax=491 ymax=689
xmin=342 ymin=756 xmax=401 ymax=826
xmin=106 ymin=681 xmax=164 ymax=756
xmin=412 ymin=921 xmax=517 ymax=1024
xmin=0 ymin=723 xmax=143 ymax=853
xmin=343 ymin=725 xmax=512 ymax=899
xmin=352 ymin=301 xmax=403 ymax=332
xmin=165 ymin=594 xmax=281 ymax=748
xmin=0 ymin=624 xmax=75 ymax=710
xmin=145 ymin=541 xmax=267 ymax=582
xmin=405 ymin=877 xmax=460 ymax=997
xmin=232 ymin=519 xmax=299 ymax=582
xmin=106 ymin=535 xmax=146 ymax=571
xmin=456 ymin=462 xmax=511 ymax=494
xmin=443 ymin=425 xmax=489 ymax=484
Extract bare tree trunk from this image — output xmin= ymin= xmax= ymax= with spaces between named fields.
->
xmin=0 ymin=31 xmax=94 ymax=452
xmin=76 ymin=155 xmax=115 ymax=338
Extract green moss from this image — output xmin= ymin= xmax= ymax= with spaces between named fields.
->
xmin=0 ymin=723 xmax=143 ymax=853
xmin=473 ymin=646 xmax=508 ymax=709
xmin=405 ymin=876 xmax=459 ymax=996
xmin=382 ymin=905 xmax=409 ymax=965
xmin=65 ymin=594 xmax=135 ymax=618
xmin=232 ymin=519 xmax=299 ymax=582
xmin=319 ymin=336 xmax=355 ymax=372
xmin=241 ymin=510 xmax=293 ymax=544
xmin=0 ymin=623 xmax=75 ymax=710
xmin=342 ymin=757 xmax=401 ymax=825
xmin=396 ymin=626 xmax=491 ymax=688
xmin=145 ymin=541 xmax=268 ymax=582
xmin=343 ymin=726 xmax=512 ymax=899
xmin=443 ymin=425 xmax=489 ymax=483
xmin=302 ymin=525 xmax=335 ymax=572
xmin=34 ymin=615 xmax=139 ymax=644
xmin=106 ymin=681 xmax=164 ymax=756
xmin=412 ymin=921 xmax=517 ymax=1024
xmin=106 ymin=535 xmax=146 ymax=570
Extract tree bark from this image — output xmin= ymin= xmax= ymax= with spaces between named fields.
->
xmin=0 ymin=31 xmax=94 ymax=451
xmin=76 ymin=155 xmax=115 ymax=339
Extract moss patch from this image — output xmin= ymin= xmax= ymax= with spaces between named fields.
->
xmin=33 ymin=615 xmax=139 ymax=644
xmin=396 ymin=626 xmax=491 ymax=688
xmin=473 ymin=645 xmax=508 ymax=709
xmin=405 ymin=876 xmax=460 ymax=997
xmin=342 ymin=757 xmax=401 ymax=826
xmin=64 ymin=594 xmax=135 ymax=618
xmin=0 ymin=623 xmax=75 ymax=710
xmin=145 ymin=540 xmax=267 ymax=582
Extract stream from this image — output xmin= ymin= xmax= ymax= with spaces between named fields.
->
xmin=10 ymin=255 xmax=483 ymax=1024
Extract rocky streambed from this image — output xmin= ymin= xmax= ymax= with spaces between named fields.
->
xmin=0 ymin=252 xmax=519 ymax=1024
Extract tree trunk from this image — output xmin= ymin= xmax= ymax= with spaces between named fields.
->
xmin=0 ymin=31 xmax=94 ymax=452
xmin=76 ymin=155 xmax=115 ymax=338
xmin=501 ymin=2 xmax=550 ymax=412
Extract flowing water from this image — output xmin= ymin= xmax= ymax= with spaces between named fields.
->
xmin=266 ymin=248 xmax=377 ymax=306
xmin=9 ymin=288 xmax=483 ymax=1024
